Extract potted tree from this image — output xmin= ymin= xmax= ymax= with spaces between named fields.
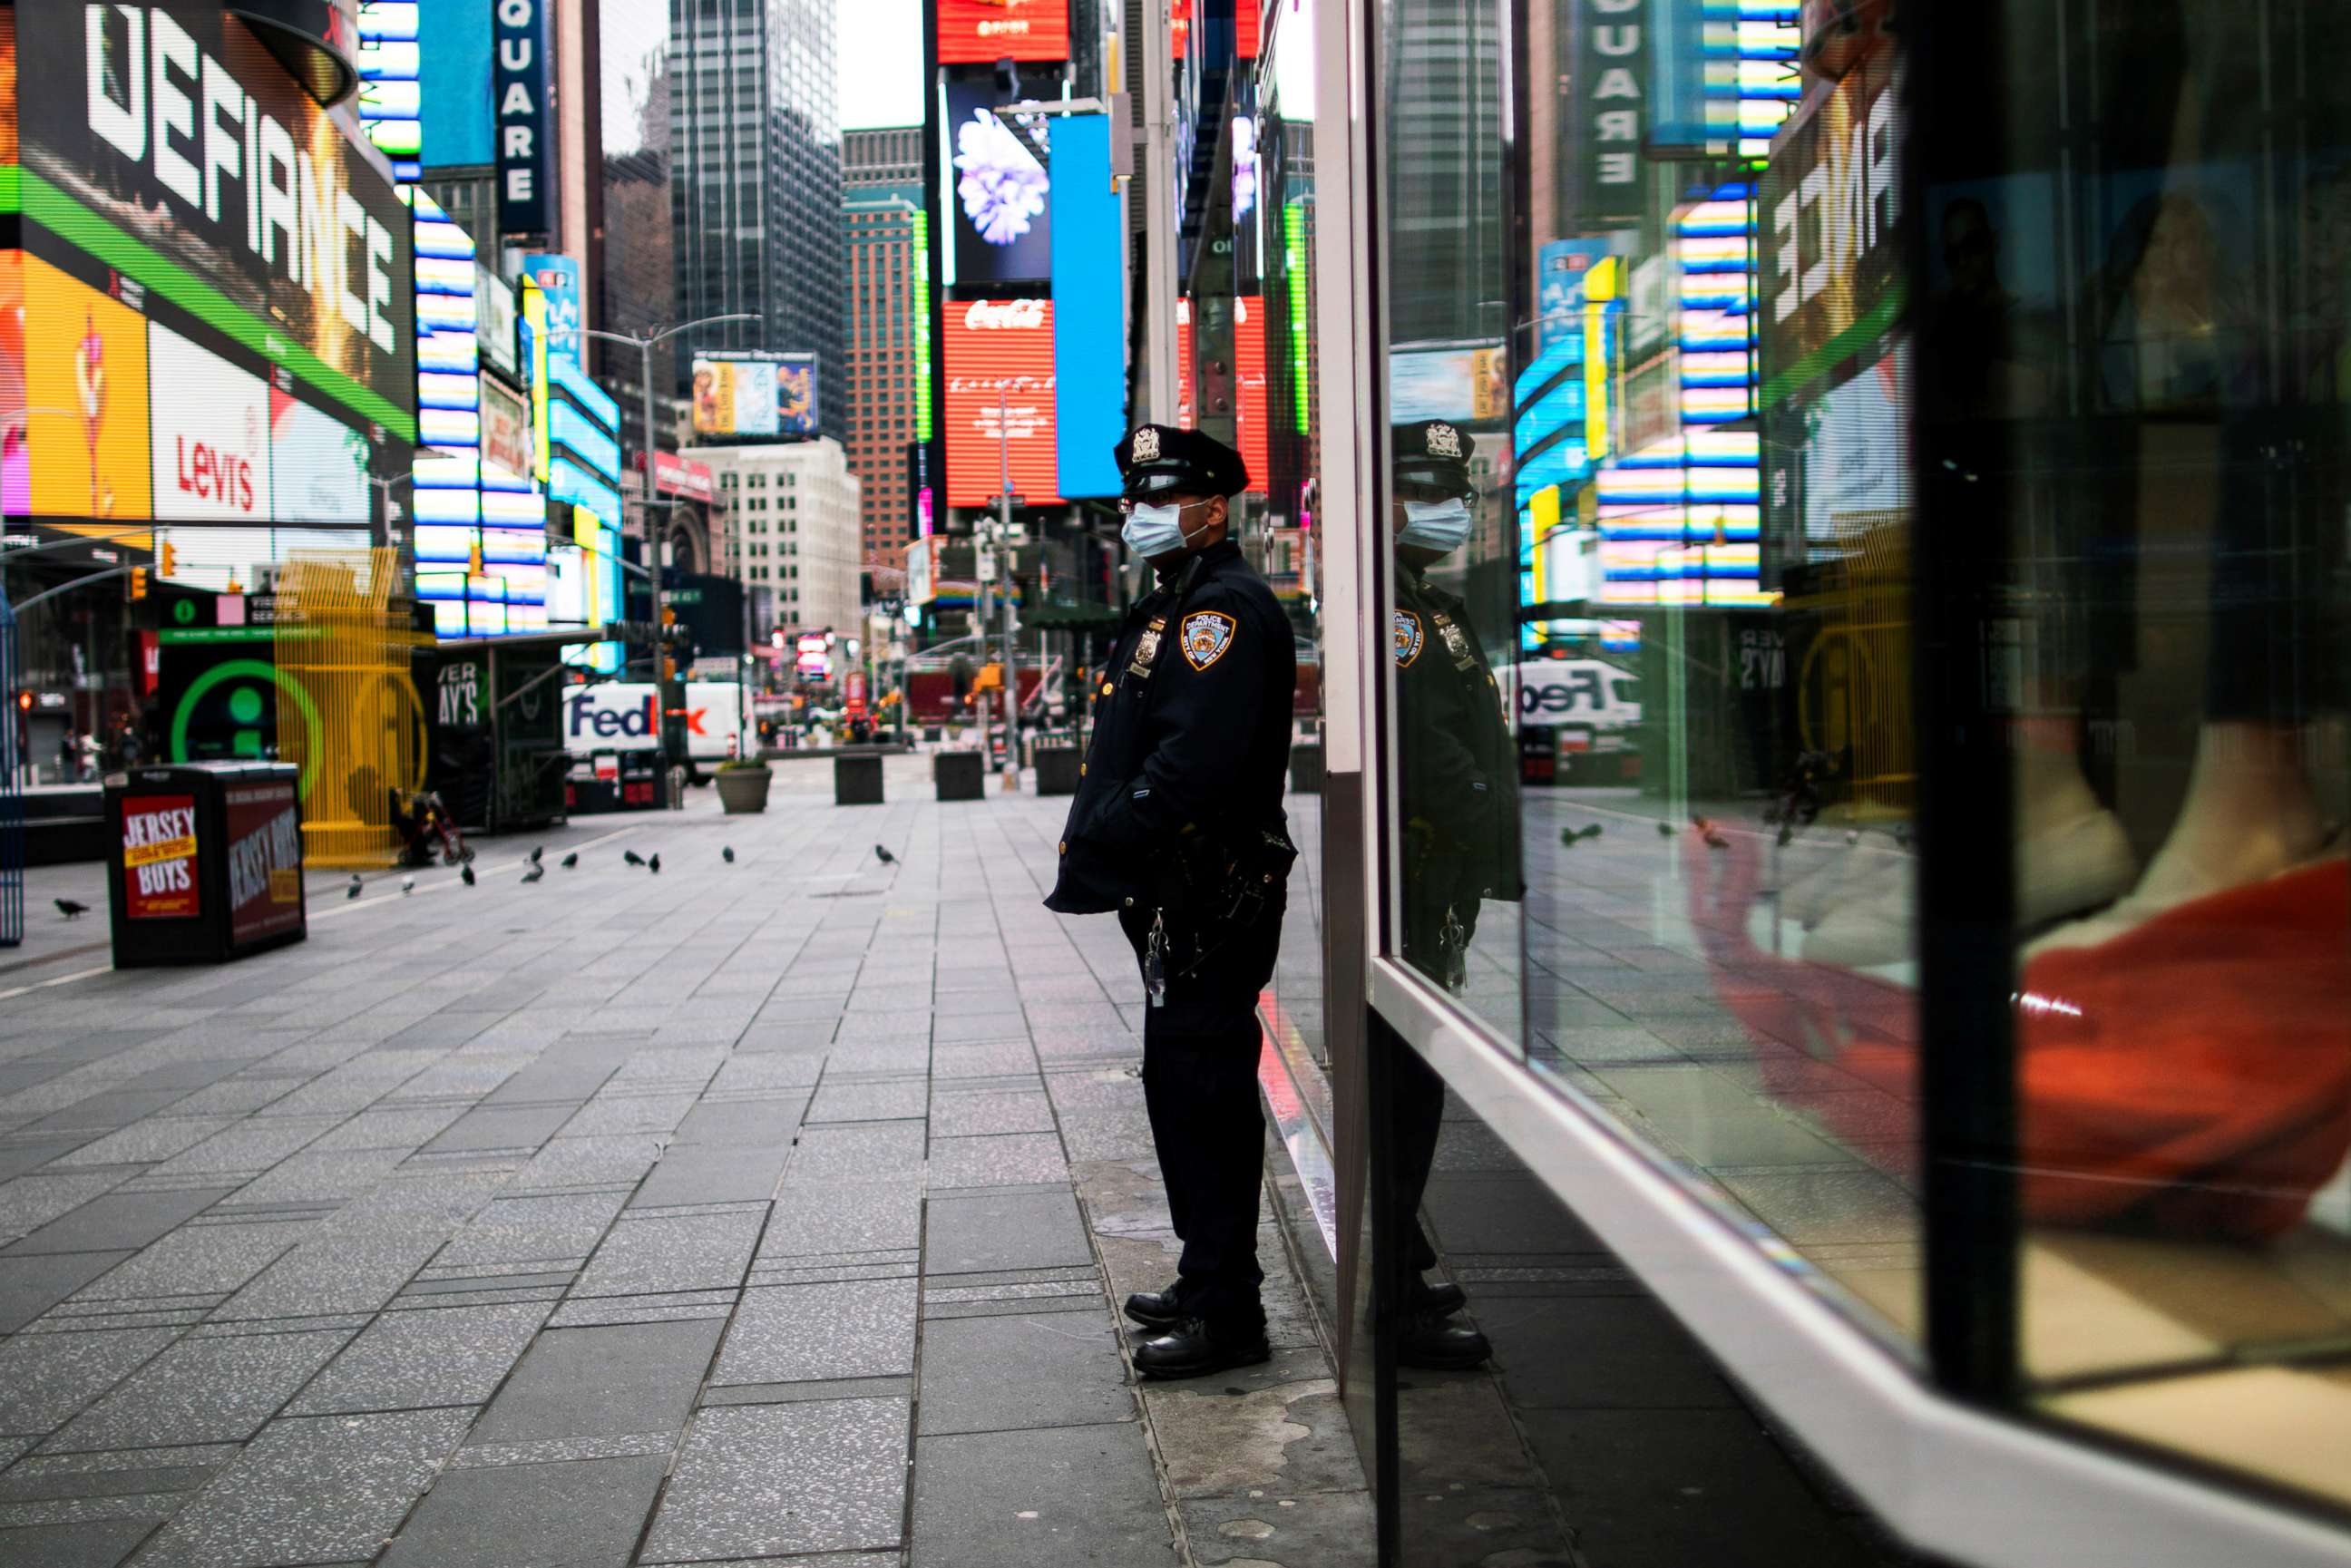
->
xmin=714 ymin=756 xmax=774 ymax=814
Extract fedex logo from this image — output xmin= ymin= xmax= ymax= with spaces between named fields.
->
xmin=561 ymin=686 xmax=660 ymax=751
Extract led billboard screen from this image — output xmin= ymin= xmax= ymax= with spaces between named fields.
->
xmin=17 ymin=2 xmax=416 ymax=437
xmin=937 ymin=0 xmax=1069 ymax=64
xmin=149 ymin=322 xmax=271 ymax=524
xmin=693 ymin=359 xmax=781 ymax=437
xmin=21 ymin=252 xmax=153 ymax=521
xmin=942 ymin=297 xmax=1058 ymax=507
xmin=942 ymin=76 xmax=1053 ymax=286
xmin=1049 ymin=115 xmax=1124 ymax=498
xmin=268 ymin=388 xmax=370 ymax=523
xmin=691 ymin=356 xmax=821 ymax=438
xmin=776 ymin=355 xmax=819 ymax=436
xmin=480 ymin=376 xmax=532 ymax=480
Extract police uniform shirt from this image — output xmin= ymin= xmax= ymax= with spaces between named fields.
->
xmin=1046 ymin=540 xmax=1296 ymax=914
xmin=1394 ymin=569 xmax=1521 ymax=903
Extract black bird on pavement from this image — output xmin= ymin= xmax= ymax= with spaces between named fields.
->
xmin=560 ymin=852 xmax=578 ymax=869
xmin=346 ymin=873 xmax=364 ymax=900
xmin=722 ymin=846 xmax=735 ymax=863
xmin=527 ymin=846 xmax=543 ymax=865
xmin=54 ymin=899 xmax=87 ymax=920
xmin=460 ymin=863 xmax=476 ymax=886
xmin=649 ymin=854 xmax=661 ymax=874
xmin=623 ymin=850 xmax=647 ymax=867
xmin=1559 ymin=823 xmax=1603 ymax=849
xmin=873 ymin=844 xmax=897 ymax=866
xmin=521 ymin=863 xmax=544 ymax=884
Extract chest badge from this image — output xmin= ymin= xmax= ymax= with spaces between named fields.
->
xmin=1180 ymin=611 xmax=1236 ymax=670
xmin=1393 ymin=609 xmax=1425 ymax=668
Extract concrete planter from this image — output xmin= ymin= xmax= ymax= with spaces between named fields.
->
xmin=934 ymin=751 xmax=986 ymax=802
xmin=834 ymin=755 xmax=885 ymax=805
xmin=715 ymin=767 xmax=774 ymax=814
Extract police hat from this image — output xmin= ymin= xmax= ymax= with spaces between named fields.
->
xmin=1113 ymin=424 xmax=1249 ymax=502
xmin=1392 ymin=419 xmax=1477 ymax=497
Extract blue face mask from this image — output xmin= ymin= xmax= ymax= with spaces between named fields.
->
xmin=1398 ymin=496 xmax=1472 ymax=554
xmin=1123 ymin=499 xmax=1209 ymax=559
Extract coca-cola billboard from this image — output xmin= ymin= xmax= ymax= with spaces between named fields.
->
xmin=943 ymin=297 xmax=1060 ymax=508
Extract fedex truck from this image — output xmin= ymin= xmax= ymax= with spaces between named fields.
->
xmin=561 ymin=683 xmax=756 ymax=765
xmin=1515 ymin=659 xmax=1641 ymax=783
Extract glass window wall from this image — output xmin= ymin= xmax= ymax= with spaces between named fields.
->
xmin=1357 ymin=0 xmax=2351 ymax=1532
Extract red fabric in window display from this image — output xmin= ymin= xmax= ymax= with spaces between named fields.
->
xmin=1684 ymin=834 xmax=2351 ymax=1241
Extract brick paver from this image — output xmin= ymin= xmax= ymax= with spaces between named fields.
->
xmin=0 ymin=756 xmax=1362 ymax=1567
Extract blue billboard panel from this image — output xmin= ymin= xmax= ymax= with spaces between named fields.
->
xmin=417 ymin=0 xmax=495 ymax=169
xmin=1049 ymin=114 xmax=1125 ymax=499
xmin=522 ymin=254 xmax=584 ymax=366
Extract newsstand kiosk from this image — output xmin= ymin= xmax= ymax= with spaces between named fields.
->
xmin=105 ymin=763 xmax=308 ymax=967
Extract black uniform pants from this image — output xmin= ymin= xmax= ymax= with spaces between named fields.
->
xmin=1118 ymin=896 xmax=1284 ymax=1327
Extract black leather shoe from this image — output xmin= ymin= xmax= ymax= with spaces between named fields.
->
xmin=1123 ymin=1289 xmax=1186 ymax=1330
xmin=1410 ymin=1279 xmax=1467 ymax=1318
xmin=1132 ymin=1317 xmax=1273 ymax=1379
xmin=1398 ymin=1316 xmax=1490 ymax=1369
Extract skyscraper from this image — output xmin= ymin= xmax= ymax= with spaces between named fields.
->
xmin=844 ymin=128 xmax=926 ymax=565
xmin=668 ymin=0 xmax=844 ymax=443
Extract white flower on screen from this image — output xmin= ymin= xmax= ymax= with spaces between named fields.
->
xmin=954 ymin=110 xmax=1049 ymax=247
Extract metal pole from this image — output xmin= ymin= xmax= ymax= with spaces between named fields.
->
xmin=1140 ymin=2 xmax=1178 ymax=423
xmin=996 ymin=383 xmax=1019 ymax=790
xmin=639 ymin=336 xmax=672 ymax=765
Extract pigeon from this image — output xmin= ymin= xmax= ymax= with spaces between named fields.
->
xmin=648 ymin=854 xmax=660 ymax=874
xmin=1655 ymin=821 xmax=1674 ymax=838
xmin=1559 ymin=823 xmax=1603 ymax=848
xmin=873 ymin=844 xmax=897 ymax=866
xmin=527 ymin=846 xmax=543 ymax=865
xmin=461 ymin=864 xmax=476 ymax=886
xmin=521 ymin=863 xmax=545 ymax=884
xmin=346 ymin=873 xmax=363 ymax=900
xmin=401 ymin=876 xmax=415 ymax=894
xmin=54 ymin=898 xmax=87 ymax=920
xmin=561 ymin=852 xmax=578 ymax=869
xmin=623 ymin=850 xmax=647 ymax=867
xmin=722 ymin=846 xmax=735 ymax=863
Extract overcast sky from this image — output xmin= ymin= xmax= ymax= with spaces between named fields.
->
xmin=837 ymin=0 xmax=925 ymax=131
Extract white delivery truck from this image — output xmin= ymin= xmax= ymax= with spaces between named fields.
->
xmin=1514 ymin=659 xmax=1641 ymax=783
xmin=560 ymin=682 xmax=756 ymax=774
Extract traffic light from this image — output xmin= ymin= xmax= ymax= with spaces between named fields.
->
xmin=15 ymin=691 xmax=30 ymax=715
xmin=972 ymin=661 xmax=1003 ymax=695
xmin=156 ymin=541 xmax=177 ymax=578
xmin=128 ymin=567 xmax=148 ymax=600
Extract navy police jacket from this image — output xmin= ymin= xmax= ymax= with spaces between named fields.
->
xmin=1045 ymin=540 xmax=1296 ymax=915
xmin=1395 ymin=570 xmax=1523 ymax=910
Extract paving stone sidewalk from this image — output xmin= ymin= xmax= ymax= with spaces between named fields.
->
xmin=0 ymin=756 xmax=1367 ymax=1568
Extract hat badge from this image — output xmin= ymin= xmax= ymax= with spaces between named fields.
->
xmin=1427 ymin=423 xmax=1461 ymax=459
xmin=1132 ymin=427 xmax=1161 ymax=463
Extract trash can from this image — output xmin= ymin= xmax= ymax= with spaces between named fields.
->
xmin=1288 ymin=743 xmax=1324 ymax=794
xmin=834 ymin=754 xmax=885 ymax=805
xmin=105 ymin=762 xmax=307 ymax=967
xmin=1034 ymin=746 xmax=1081 ymax=796
xmin=934 ymin=751 xmax=986 ymax=802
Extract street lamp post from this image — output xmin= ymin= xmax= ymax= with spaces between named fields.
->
xmin=544 ymin=313 xmax=759 ymax=755
xmin=991 ymin=379 xmax=1029 ymax=791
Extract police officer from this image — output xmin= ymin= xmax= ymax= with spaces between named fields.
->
xmin=1389 ymin=418 xmax=1519 ymax=1368
xmin=1046 ymin=424 xmax=1297 ymax=1378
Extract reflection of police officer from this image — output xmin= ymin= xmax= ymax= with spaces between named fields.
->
xmin=1046 ymin=424 xmax=1298 ymax=1378
xmin=1389 ymin=418 xmax=1519 ymax=1368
